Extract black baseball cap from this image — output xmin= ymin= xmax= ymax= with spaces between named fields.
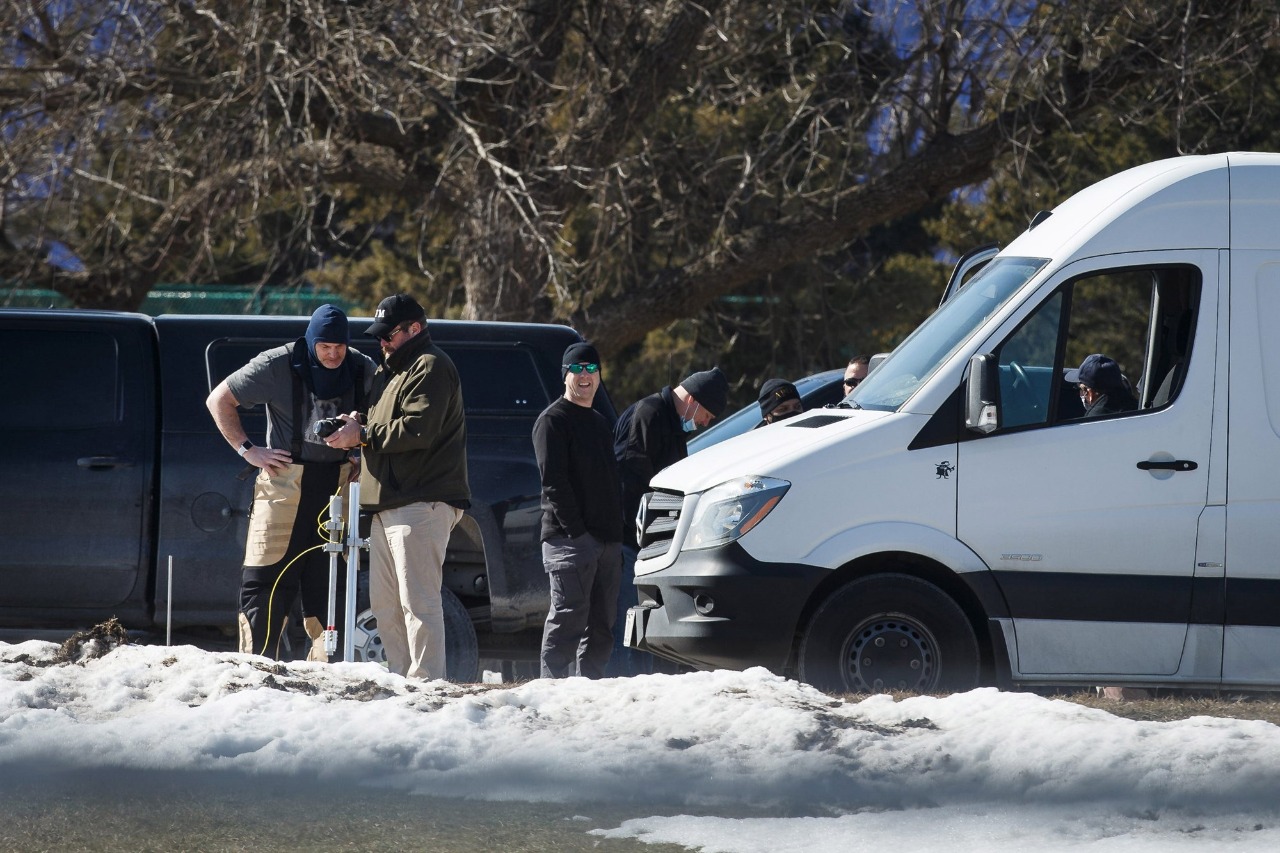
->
xmin=366 ymin=294 xmax=426 ymax=339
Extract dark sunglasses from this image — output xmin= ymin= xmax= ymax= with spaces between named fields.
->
xmin=564 ymin=362 xmax=600 ymax=374
xmin=377 ymin=324 xmax=409 ymax=343
xmin=842 ymin=376 xmax=862 ymax=388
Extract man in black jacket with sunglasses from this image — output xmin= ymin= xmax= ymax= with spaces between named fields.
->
xmin=532 ymin=342 xmax=624 ymax=678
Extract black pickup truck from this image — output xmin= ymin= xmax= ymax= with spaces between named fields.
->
xmin=0 ymin=309 xmax=611 ymax=677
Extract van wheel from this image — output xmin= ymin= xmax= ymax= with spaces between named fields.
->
xmin=348 ymin=587 xmax=481 ymax=682
xmin=798 ymin=574 xmax=979 ymax=694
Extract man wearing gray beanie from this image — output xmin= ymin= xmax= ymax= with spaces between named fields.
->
xmin=609 ymin=364 xmax=728 ymax=674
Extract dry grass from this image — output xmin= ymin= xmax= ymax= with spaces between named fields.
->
xmin=1045 ymin=689 xmax=1280 ymax=725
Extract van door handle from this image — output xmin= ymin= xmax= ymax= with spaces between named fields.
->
xmin=77 ymin=456 xmax=134 ymax=470
xmin=1136 ymin=459 xmax=1197 ymax=472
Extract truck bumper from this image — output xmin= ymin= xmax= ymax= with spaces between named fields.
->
xmin=624 ymin=542 xmax=827 ymax=673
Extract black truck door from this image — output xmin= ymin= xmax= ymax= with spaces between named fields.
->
xmin=0 ymin=313 xmax=156 ymax=623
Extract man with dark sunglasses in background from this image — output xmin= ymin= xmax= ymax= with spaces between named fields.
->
xmin=843 ymin=354 xmax=870 ymax=394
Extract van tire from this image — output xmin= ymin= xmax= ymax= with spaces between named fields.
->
xmin=798 ymin=574 xmax=979 ymax=694
xmin=348 ymin=587 xmax=481 ymax=682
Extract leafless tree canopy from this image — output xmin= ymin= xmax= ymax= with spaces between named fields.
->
xmin=2 ymin=1 xmax=1276 ymax=353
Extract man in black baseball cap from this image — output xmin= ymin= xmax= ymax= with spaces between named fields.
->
xmin=365 ymin=293 xmax=427 ymax=344
xmin=328 ymin=292 xmax=471 ymax=680
xmin=1066 ymin=353 xmax=1137 ymax=417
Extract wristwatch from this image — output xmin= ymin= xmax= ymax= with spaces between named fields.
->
xmin=237 ymin=439 xmax=253 ymax=456
xmin=359 ymin=426 xmax=368 ymax=447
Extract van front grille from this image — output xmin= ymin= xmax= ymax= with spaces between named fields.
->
xmin=636 ymin=489 xmax=684 ymax=560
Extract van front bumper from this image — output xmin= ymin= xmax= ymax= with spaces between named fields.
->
xmin=624 ymin=543 xmax=827 ymax=673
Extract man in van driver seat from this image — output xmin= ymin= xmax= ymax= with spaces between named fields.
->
xmin=1067 ymin=353 xmax=1138 ymax=418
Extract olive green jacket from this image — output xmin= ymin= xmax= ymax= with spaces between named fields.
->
xmin=360 ymin=329 xmax=471 ymax=512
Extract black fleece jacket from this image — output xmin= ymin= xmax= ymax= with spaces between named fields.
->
xmin=613 ymin=386 xmax=687 ymax=547
xmin=533 ymin=396 xmax=624 ymax=544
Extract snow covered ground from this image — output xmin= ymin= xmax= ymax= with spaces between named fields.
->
xmin=3 ymin=638 xmax=1279 ymax=851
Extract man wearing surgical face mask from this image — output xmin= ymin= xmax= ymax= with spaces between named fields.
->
xmin=614 ymin=366 xmax=727 ymax=542
xmin=610 ymin=365 xmax=728 ymax=674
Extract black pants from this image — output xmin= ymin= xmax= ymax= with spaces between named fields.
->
xmin=240 ymin=462 xmax=347 ymax=660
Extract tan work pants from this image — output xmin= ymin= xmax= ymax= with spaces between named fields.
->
xmin=369 ymin=501 xmax=463 ymax=680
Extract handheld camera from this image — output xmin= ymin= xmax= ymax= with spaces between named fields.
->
xmin=311 ymin=417 xmax=346 ymax=439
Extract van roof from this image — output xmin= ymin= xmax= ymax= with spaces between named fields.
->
xmin=1003 ymin=152 xmax=1280 ymax=262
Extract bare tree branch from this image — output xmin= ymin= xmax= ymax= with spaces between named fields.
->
xmin=2 ymin=0 xmax=1276 ymax=354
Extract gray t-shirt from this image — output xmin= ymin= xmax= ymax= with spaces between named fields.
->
xmin=226 ymin=342 xmax=377 ymax=463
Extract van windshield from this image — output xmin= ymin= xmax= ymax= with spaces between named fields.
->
xmin=850 ymin=255 xmax=1047 ymax=411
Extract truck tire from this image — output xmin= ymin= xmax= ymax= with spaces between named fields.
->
xmin=348 ymin=587 xmax=481 ymax=682
xmin=798 ymin=574 xmax=979 ymax=694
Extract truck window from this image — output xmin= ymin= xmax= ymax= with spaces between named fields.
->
xmin=987 ymin=264 xmax=1201 ymax=431
xmin=6 ymin=330 xmax=119 ymax=428
xmin=448 ymin=346 xmax=549 ymax=413
xmin=205 ymin=339 xmax=550 ymax=417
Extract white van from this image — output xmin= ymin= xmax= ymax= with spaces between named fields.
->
xmin=626 ymin=152 xmax=1280 ymax=694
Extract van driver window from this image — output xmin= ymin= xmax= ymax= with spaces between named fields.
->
xmin=989 ymin=265 xmax=1201 ymax=432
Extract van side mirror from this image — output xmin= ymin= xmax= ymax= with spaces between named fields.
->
xmin=965 ymin=354 xmax=999 ymax=434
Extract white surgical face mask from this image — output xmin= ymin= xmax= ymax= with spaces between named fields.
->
xmin=681 ymin=401 xmax=700 ymax=433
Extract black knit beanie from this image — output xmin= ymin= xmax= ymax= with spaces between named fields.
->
xmin=758 ymin=379 xmax=800 ymax=418
xmin=561 ymin=342 xmax=601 ymax=378
xmin=680 ymin=366 xmax=728 ymax=416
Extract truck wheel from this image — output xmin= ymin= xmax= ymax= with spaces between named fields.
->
xmin=348 ymin=587 xmax=481 ymax=682
xmin=798 ymin=574 xmax=979 ymax=694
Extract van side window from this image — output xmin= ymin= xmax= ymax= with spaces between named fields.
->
xmin=987 ymin=264 xmax=1201 ymax=432
xmin=5 ymin=330 xmax=119 ymax=428
xmin=1062 ymin=266 xmax=1200 ymax=416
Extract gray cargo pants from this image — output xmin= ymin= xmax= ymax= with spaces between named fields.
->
xmin=539 ymin=533 xmax=622 ymax=679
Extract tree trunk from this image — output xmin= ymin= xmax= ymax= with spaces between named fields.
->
xmin=457 ymin=184 xmax=552 ymax=323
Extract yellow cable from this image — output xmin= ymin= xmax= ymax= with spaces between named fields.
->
xmin=257 ymin=481 xmax=350 ymax=657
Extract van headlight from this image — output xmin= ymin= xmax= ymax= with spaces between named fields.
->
xmin=683 ymin=476 xmax=790 ymax=551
